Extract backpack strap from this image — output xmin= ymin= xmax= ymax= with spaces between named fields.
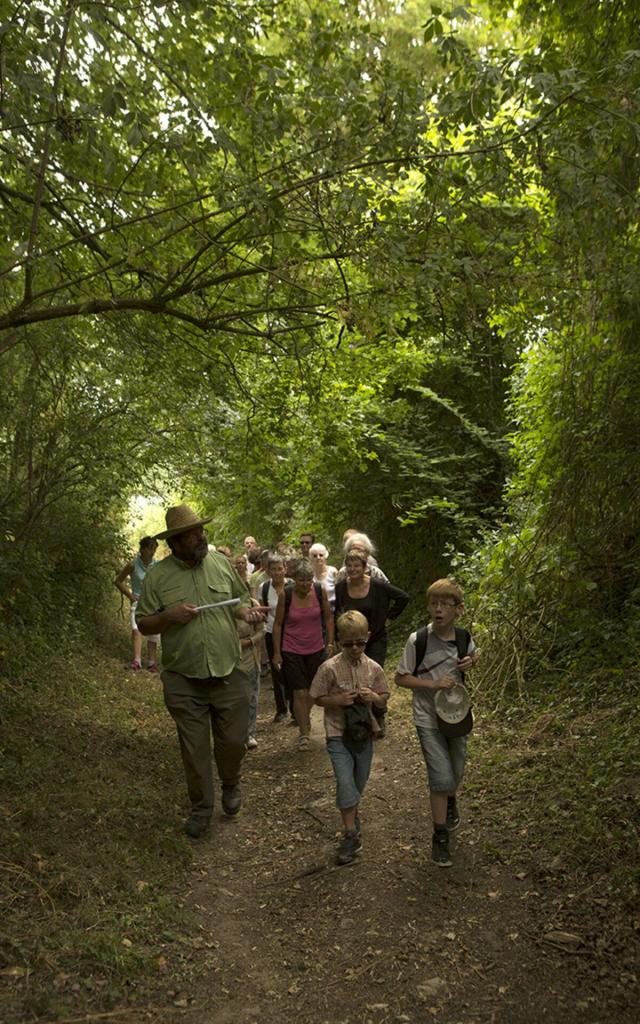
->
xmin=261 ymin=579 xmax=270 ymax=607
xmin=414 ymin=626 xmax=429 ymax=673
xmin=454 ymin=627 xmax=471 ymax=680
xmin=414 ymin=626 xmax=470 ymax=675
xmin=313 ymin=581 xmax=325 ymax=625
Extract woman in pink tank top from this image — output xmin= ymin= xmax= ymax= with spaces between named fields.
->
xmin=272 ymin=558 xmax=335 ymax=749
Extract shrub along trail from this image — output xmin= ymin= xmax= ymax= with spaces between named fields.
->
xmin=1 ymin=646 xmax=638 ymax=1024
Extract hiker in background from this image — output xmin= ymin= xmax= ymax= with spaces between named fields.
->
xmin=309 ymin=542 xmax=339 ymax=609
xmin=233 ymin=556 xmax=266 ymax=751
xmin=310 ymin=610 xmax=389 ymax=865
xmin=247 ymin=545 xmax=262 ymax=578
xmin=272 ymin=557 xmax=334 ymax=750
xmin=260 ymin=553 xmax=293 ymax=723
xmin=232 ymin=553 xmax=250 ymax=586
xmin=243 ymin=536 xmax=257 ymax=572
xmin=284 ymin=546 xmax=299 ymax=577
xmin=395 ymin=578 xmax=477 ymax=868
xmin=299 ymin=532 xmax=315 ymax=557
xmin=114 ymin=536 xmax=160 ymax=672
xmin=250 ymin=548 xmax=270 ymax=597
xmin=336 ymin=532 xmax=388 ymax=582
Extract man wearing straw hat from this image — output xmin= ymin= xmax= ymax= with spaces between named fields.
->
xmin=136 ymin=504 xmax=266 ymax=839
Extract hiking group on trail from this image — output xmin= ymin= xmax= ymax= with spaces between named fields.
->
xmin=118 ymin=504 xmax=477 ymax=868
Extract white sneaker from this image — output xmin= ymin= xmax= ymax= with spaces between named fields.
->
xmin=247 ymin=736 xmax=258 ymax=750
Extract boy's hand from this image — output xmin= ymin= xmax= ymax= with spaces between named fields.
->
xmin=457 ymin=656 xmax=474 ymax=672
xmin=357 ymin=686 xmax=376 ymax=704
xmin=433 ymin=674 xmax=456 ymax=691
xmin=334 ymin=689 xmax=357 ymax=706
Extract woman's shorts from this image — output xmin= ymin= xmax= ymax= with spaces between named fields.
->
xmin=282 ymin=649 xmax=326 ymax=691
xmin=130 ymin=601 xmax=160 ymax=644
xmin=416 ymin=726 xmax=467 ymax=793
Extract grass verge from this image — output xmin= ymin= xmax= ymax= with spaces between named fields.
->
xmin=0 ymin=617 xmax=195 ymax=1022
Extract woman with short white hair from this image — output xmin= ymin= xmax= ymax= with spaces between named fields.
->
xmin=337 ymin=532 xmax=389 ymax=582
xmin=309 ymin=542 xmax=338 ymax=609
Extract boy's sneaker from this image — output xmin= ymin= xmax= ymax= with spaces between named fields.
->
xmin=247 ymin=735 xmax=258 ymax=750
xmin=147 ymin=662 xmax=160 ymax=674
xmin=272 ymin=711 xmax=287 ymax=724
xmin=446 ymin=797 xmax=460 ymax=832
xmin=431 ymin=828 xmax=453 ymax=868
xmin=336 ymin=831 xmax=363 ymax=866
xmin=126 ymin=659 xmax=142 ymax=671
xmin=297 ymin=735 xmax=310 ymax=751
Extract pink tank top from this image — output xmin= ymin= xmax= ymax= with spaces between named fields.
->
xmin=282 ymin=589 xmax=324 ymax=654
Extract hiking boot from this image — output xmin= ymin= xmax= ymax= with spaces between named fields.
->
xmin=183 ymin=816 xmax=210 ymax=839
xmin=336 ymin=831 xmax=363 ymax=866
xmin=221 ymin=784 xmax=241 ymax=816
xmin=432 ymin=828 xmax=453 ymax=867
xmin=446 ymin=797 xmax=460 ymax=832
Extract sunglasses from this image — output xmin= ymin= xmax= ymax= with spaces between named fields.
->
xmin=341 ymin=639 xmax=367 ymax=648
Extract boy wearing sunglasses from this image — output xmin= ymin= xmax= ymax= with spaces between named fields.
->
xmin=310 ymin=611 xmax=389 ymax=865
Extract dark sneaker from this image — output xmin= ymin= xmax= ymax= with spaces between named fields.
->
xmin=336 ymin=831 xmax=363 ymax=866
xmin=183 ymin=816 xmax=210 ymax=839
xmin=432 ymin=828 xmax=452 ymax=867
xmin=221 ymin=784 xmax=241 ymax=817
xmin=446 ymin=798 xmax=460 ymax=832
xmin=273 ymin=711 xmax=287 ymax=724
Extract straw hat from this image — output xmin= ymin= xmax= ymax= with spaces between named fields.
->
xmin=155 ymin=504 xmax=212 ymax=540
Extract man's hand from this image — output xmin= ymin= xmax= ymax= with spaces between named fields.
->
xmin=166 ymin=602 xmax=199 ymax=624
xmin=237 ymin=606 xmax=268 ymax=624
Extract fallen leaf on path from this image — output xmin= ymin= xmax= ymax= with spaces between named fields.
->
xmin=0 ymin=966 xmax=29 ymax=979
xmin=544 ymin=930 xmax=582 ymax=950
xmin=417 ymin=977 xmax=445 ymax=1000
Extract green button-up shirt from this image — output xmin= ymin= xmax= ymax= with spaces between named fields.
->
xmin=136 ymin=551 xmax=250 ymax=678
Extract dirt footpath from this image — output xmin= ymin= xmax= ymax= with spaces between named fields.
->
xmin=156 ymin=692 xmax=638 ymax=1024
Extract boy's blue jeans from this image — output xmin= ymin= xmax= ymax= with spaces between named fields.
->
xmin=416 ymin=726 xmax=467 ymax=793
xmin=326 ymin=735 xmax=373 ymax=809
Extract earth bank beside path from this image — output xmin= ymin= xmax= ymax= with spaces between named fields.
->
xmin=155 ymin=690 xmax=638 ymax=1024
